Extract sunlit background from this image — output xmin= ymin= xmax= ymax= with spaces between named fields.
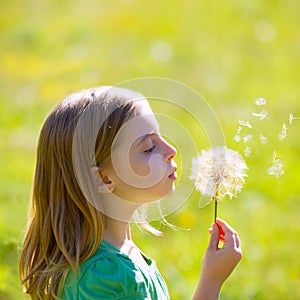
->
xmin=1 ymin=0 xmax=300 ymax=299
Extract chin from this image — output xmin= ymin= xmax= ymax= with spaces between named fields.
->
xmin=160 ymin=186 xmax=176 ymax=200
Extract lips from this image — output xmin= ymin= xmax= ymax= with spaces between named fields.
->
xmin=168 ymin=167 xmax=177 ymax=179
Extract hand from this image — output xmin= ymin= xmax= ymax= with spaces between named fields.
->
xmin=193 ymin=218 xmax=242 ymax=300
xmin=203 ymin=218 xmax=242 ymax=285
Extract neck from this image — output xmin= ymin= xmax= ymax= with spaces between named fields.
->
xmin=103 ymin=217 xmax=131 ymax=249
xmin=98 ymin=193 xmax=141 ymax=248
xmin=98 ymin=192 xmax=140 ymax=222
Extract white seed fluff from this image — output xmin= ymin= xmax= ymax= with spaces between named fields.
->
xmin=255 ymin=97 xmax=267 ymax=106
xmin=190 ymin=146 xmax=248 ymax=199
xmin=278 ymin=123 xmax=287 ymax=141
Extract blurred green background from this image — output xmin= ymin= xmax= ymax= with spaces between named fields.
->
xmin=1 ymin=0 xmax=300 ymax=299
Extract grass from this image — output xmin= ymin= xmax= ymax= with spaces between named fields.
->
xmin=1 ymin=0 xmax=300 ymax=299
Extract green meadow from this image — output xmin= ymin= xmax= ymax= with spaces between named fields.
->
xmin=1 ymin=0 xmax=300 ymax=299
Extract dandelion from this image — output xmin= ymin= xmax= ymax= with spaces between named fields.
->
xmin=255 ymin=97 xmax=267 ymax=106
xmin=239 ymin=120 xmax=252 ymax=129
xmin=190 ymin=146 xmax=248 ymax=222
xmin=278 ymin=123 xmax=287 ymax=141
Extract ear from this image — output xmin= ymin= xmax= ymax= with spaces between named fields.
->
xmin=90 ymin=166 xmax=115 ymax=193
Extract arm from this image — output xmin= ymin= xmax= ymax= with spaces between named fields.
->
xmin=192 ymin=218 xmax=242 ymax=300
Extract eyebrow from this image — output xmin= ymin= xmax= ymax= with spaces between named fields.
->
xmin=136 ymin=132 xmax=157 ymax=146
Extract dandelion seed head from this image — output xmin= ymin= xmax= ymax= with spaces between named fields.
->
xmin=255 ymin=97 xmax=267 ymax=106
xmin=190 ymin=146 xmax=248 ymax=199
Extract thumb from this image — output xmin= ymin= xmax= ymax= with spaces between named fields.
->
xmin=208 ymin=223 xmax=219 ymax=250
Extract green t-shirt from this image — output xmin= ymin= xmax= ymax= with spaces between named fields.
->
xmin=60 ymin=240 xmax=170 ymax=300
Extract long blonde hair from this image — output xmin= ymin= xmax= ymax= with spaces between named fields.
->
xmin=19 ymin=87 xmax=141 ymax=299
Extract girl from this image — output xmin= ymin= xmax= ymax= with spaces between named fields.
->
xmin=20 ymin=86 xmax=242 ymax=300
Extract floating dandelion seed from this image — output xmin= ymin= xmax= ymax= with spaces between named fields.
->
xmin=235 ymin=97 xmax=296 ymax=180
xmin=234 ymin=126 xmax=242 ymax=142
xmin=244 ymin=146 xmax=252 ymax=157
xmin=289 ymin=113 xmax=300 ymax=125
xmin=267 ymin=160 xmax=284 ymax=178
xmin=259 ymin=134 xmax=268 ymax=145
xmin=278 ymin=123 xmax=287 ymax=141
xmin=272 ymin=150 xmax=277 ymax=161
xmin=267 ymin=154 xmax=284 ymax=178
xmin=190 ymin=146 xmax=248 ymax=222
xmin=243 ymin=134 xmax=253 ymax=143
xmin=252 ymin=109 xmax=268 ymax=120
xmin=289 ymin=113 xmax=294 ymax=125
xmin=267 ymin=151 xmax=284 ymax=178
xmin=239 ymin=120 xmax=253 ymax=129
xmin=234 ymin=134 xmax=241 ymax=142
xmin=237 ymin=126 xmax=242 ymax=134
xmin=255 ymin=97 xmax=267 ymax=106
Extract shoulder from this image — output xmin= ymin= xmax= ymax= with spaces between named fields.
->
xmin=61 ymin=241 xmax=149 ymax=300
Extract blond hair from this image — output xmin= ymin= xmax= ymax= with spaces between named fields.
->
xmin=19 ymin=87 xmax=142 ymax=299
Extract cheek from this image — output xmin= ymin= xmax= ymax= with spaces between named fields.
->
xmin=130 ymin=153 xmax=168 ymax=180
xmin=114 ymin=151 xmax=167 ymax=189
xmin=129 ymin=155 xmax=151 ymax=177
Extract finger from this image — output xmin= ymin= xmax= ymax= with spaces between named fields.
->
xmin=208 ymin=227 xmax=225 ymax=242
xmin=215 ymin=219 xmax=239 ymax=245
xmin=223 ymin=232 xmax=235 ymax=249
xmin=216 ymin=218 xmax=237 ymax=235
xmin=207 ymin=223 xmax=220 ymax=250
xmin=233 ymin=232 xmax=241 ymax=250
xmin=232 ymin=232 xmax=243 ymax=260
xmin=216 ymin=223 xmax=225 ymax=237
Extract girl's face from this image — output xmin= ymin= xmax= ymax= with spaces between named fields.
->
xmin=104 ymin=100 xmax=177 ymax=203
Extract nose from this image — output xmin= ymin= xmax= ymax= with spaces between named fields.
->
xmin=164 ymin=141 xmax=177 ymax=161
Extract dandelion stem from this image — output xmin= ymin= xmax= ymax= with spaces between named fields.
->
xmin=214 ymin=197 xmax=218 ymax=223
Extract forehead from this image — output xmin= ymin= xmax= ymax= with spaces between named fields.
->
xmin=112 ymin=100 xmax=159 ymax=149
xmin=137 ymin=98 xmax=154 ymax=115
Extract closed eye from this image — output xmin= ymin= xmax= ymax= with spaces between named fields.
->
xmin=144 ymin=145 xmax=157 ymax=154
